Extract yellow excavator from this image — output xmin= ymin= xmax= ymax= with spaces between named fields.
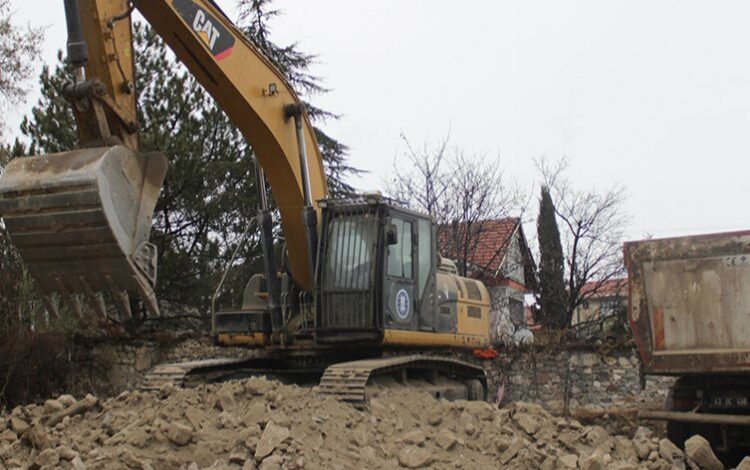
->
xmin=0 ymin=0 xmax=492 ymax=404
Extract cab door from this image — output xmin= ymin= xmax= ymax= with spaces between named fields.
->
xmin=384 ymin=216 xmax=417 ymax=330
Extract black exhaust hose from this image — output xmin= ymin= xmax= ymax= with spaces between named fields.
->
xmin=63 ymin=0 xmax=88 ymax=67
xmin=302 ymin=206 xmax=318 ymax=286
xmin=259 ymin=210 xmax=283 ymax=334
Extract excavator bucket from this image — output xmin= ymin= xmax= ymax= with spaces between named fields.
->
xmin=0 ymin=145 xmax=167 ymax=320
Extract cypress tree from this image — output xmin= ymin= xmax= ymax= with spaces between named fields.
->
xmin=537 ymin=186 xmax=568 ymax=329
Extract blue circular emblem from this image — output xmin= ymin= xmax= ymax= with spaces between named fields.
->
xmin=396 ymin=289 xmax=410 ymax=320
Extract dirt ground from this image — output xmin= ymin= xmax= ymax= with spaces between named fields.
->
xmin=2 ymin=376 xmax=743 ymax=470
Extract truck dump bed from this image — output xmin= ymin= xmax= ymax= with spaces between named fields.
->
xmin=625 ymin=231 xmax=750 ymax=375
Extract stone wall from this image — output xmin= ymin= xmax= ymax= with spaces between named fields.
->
xmin=484 ymin=346 xmax=675 ymax=414
xmin=66 ymin=336 xmax=247 ymax=398
xmin=66 ymin=336 xmax=674 ymax=420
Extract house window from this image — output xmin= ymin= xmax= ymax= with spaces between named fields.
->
xmin=509 ymin=298 xmax=525 ymax=327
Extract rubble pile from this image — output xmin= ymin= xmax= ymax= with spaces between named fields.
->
xmin=0 ymin=377 xmax=743 ymax=469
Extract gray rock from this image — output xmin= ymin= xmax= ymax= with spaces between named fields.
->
xmin=397 ymin=446 xmax=433 ymax=468
xmin=513 ymin=412 xmax=540 ymax=435
xmin=658 ymin=438 xmax=684 ymax=462
xmin=557 ymin=454 xmax=578 ymax=469
xmin=499 ymin=437 xmax=524 ymax=464
xmin=736 ymin=456 xmax=750 ymax=470
xmin=8 ymin=416 xmax=29 ymax=435
xmin=255 ymin=422 xmax=290 ymax=461
xmin=34 ymin=448 xmax=60 ymax=467
xmin=684 ymin=435 xmax=723 ymax=470
xmin=57 ymin=394 xmax=77 ymax=407
xmin=580 ymin=449 xmax=609 ymax=470
xmin=42 ymin=399 xmax=64 ymax=415
xmin=167 ymin=422 xmax=193 ymax=446
xmin=402 ymin=429 xmax=426 ymax=446
xmin=436 ymin=428 xmax=457 ymax=451
xmin=71 ymin=456 xmax=87 ymax=470
xmin=56 ymin=445 xmax=79 ymax=461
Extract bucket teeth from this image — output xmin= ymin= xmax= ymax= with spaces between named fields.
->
xmin=0 ymin=146 xmax=167 ymax=321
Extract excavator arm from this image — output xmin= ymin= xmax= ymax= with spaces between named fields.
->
xmin=134 ymin=0 xmax=328 ymax=292
xmin=0 ymin=0 xmax=327 ymax=320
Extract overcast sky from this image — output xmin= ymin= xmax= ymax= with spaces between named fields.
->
xmin=7 ymin=1 xmax=750 ymax=240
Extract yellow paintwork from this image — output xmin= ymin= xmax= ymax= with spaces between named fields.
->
xmin=382 ymin=329 xmax=489 ymax=348
xmin=454 ymin=277 xmax=491 ymax=338
xmin=78 ymin=1 xmax=495 ymax=352
xmin=217 ymin=333 xmax=266 ymax=347
xmin=78 ymin=0 xmax=138 ymax=149
xmin=134 ymin=0 xmax=327 ymax=291
xmin=79 ymin=0 xmax=328 ymax=290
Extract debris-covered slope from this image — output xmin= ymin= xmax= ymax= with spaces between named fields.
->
xmin=0 ymin=377 xmax=735 ymax=469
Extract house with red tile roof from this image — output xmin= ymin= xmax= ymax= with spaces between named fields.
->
xmin=438 ymin=217 xmax=537 ymax=344
xmin=572 ymin=278 xmax=628 ymax=326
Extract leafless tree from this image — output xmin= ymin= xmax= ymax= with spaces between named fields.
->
xmin=389 ymin=133 xmax=525 ymax=278
xmin=536 ymin=157 xmax=629 ymax=327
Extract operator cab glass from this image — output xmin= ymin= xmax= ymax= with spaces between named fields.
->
xmin=315 ymin=198 xmax=436 ymax=344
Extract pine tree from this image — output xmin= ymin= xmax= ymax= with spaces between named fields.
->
xmin=537 ymin=186 xmax=568 ymax=329
xmin=238 ymin=0 xmax=360 ymax=196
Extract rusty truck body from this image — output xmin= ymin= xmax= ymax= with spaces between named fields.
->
xmin=625 ymin=230 xmax=750 ymax=456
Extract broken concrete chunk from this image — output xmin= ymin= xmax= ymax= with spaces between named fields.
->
xmin=57 ymin=394 xmax=77 ymax=407
xmin=167 ymin=422 xmax=193 ymax=446
xmin=436 ymin=428 xmax=458 ymax=451
xmin=736 ymin=456 xmax=750 ymax=470
xmin=8 ymin=416 xmax=29 ymax=434
xmin=34 ymin=448 xmax=60 ymax=467
xmin=684 ymin=435 xmax=723 ymax=470
xmin=557 ymin=454 xmax=578 ymax=469
xmin=397 ymin=445 xmax=434 ymax=468
xmin=499 ymin=437 xmax=525 ymax=464
xmin=402 ymin=429 xmax=426 ymax=446
xmin=513 ymin=412 xmax=540 ymax=435
xmin=658 ymin=438 xmax=684 ymax=462
xmin=254 ymin=421 xmax=290 ymax=461
xmin=42 ymin=399 xmax=64 ymax=416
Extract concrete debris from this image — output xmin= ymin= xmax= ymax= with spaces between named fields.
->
xmin=736 ymin=456 xmax=750 ymax=470
xmin=684 ymin=434 xmax=724 ymax=470
xmin=397 ymin=445 xmax=434 ymax=468
xmin=167 ymin=422 xmax=194 ymax=446
xmin=0 ymin=378 xmax=744 ymax=469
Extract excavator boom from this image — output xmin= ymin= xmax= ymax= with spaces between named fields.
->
xmin=0 ymin=0 xmax=327 ymax=319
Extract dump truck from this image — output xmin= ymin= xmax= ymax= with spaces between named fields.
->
xmin=625 ymin=230 xmax=750 ymax=457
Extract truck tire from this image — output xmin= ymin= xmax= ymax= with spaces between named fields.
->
xmin=665 ymin=378 xmax=691 ymax=448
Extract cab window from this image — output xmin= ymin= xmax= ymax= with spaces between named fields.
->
xmin=387 ymin=218 xmax=413 ymax=278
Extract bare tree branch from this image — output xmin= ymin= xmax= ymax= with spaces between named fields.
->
xmin=389 ymin=133 xmax=526 ymax=277
xmin=536 ymin=157 xmax=630 ymax=327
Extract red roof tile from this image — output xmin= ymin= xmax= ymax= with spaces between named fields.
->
xmin=580 ymin=278 xmax=628 ymax=299
xmin=438 ymin=218 xmax=520 ymax=274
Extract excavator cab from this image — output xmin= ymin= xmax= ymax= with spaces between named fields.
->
xmin=315 ymin=196 xmax=438 ymax=345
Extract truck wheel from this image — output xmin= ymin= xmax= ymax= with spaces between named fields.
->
xmin=665 ymin=377 xmax=691 ymax=448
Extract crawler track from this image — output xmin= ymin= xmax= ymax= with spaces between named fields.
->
xmin=318 ymin=355 xmax=488 ymax=407
xmin=142 ymin=353 xmax=488 ymax=407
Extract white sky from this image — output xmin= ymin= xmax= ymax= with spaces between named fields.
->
xmin=6 ymin=0 xmax=750 ymax=241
